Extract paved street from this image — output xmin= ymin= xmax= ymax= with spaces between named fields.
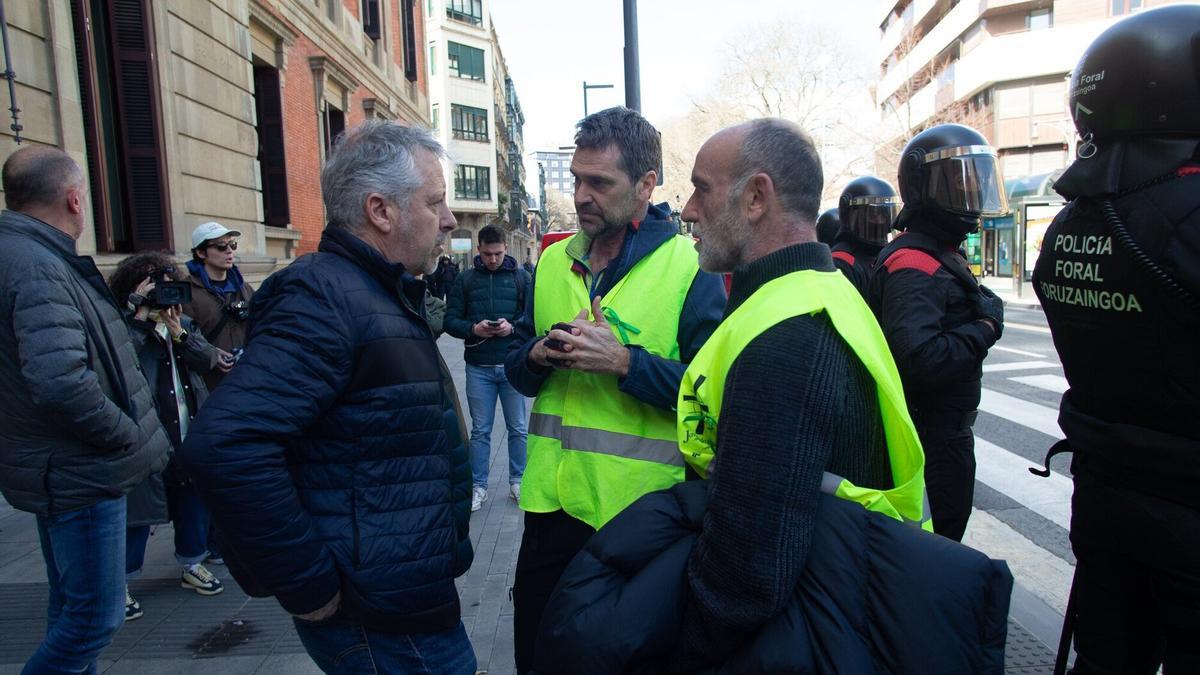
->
xmin=0 ymin=314 xmax=1070 ymax=673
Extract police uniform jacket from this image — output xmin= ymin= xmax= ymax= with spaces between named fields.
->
xmin=1032 ymin=164 xmax=1200 ymax=508
xmin=869 ymin=228 xmax=998 ymax=415
xmin=830 ymin=234 xmax=883 ymax=298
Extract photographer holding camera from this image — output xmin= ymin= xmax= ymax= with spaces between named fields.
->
xmin=183 ymin=221 xmax=254 ymax=390
xmin=110 ymin=253 xmax=227 ymax=619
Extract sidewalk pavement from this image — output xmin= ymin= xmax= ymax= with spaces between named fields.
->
xmin=0 ymin=335 xmax=1059 ymax=673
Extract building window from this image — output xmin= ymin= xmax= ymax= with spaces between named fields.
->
xmin=446 ymin=0 xmax=482 ymax=25
xmin=361 ymin=0 xmax=381 ymax=39
xmin=431 ymin=103 xmax=440 ymax=132
xmin=448 ymin=41 xmax=485 ymax=81
xmin=401 ymin=0 xmax=417 ymax=82
xmin=429 ymin=42 xmax=437 ymax=75
xmin=1027 ymin=8 xmax=1052 ymax=30
xmin=253 ymin=63 xmax=290 ymax=226
xmin=451 ymin=104 xmax=489 ymax=142
xmin=455 ymin=165 xmax=491 ymax=200
xmin=69 ymin=0 xmax=172 ymax=252
xmin=427 ymin=0 xmax=433 ymax=18
xmin=1111 ymin=0 xmax=1142 ymax=14
xmin=324 ymin=104 xmax=345 ymax=155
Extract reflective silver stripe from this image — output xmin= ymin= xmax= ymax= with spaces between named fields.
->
xmin=917 ymin=488 xmax=933 ymax=529
xmin=847 ymin=195 xmax=901 ymax=207
xmin=529 ymin=413 xmax=684 ymax=467
xmin=921 ymin=144 xmax=997 ymax=164
xmin=820 ymin=471 xmax=930 ymax=528
xmin=820 ymin=471 xmax=843 ymax=496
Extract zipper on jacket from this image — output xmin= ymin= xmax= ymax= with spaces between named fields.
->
xmin=350 ymin=489 xmax=361 ymax=566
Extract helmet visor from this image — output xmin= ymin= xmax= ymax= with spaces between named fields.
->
xmin=923 ymin=146 xmax=1010 ymax=217
xmin=844 ymin=197 xmax=901 ymax=243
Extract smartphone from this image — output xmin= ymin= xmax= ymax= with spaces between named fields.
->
xmin=486 ymin=319 xmax=502 ymax=328
xmin=544 ymin=322 xmax=575 ymax=352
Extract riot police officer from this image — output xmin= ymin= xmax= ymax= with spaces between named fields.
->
xmin=1031 ymin=7 xmax=1200 ymax=672
xmin=831 ymin=176 xmax=901 ymax=297
xmin=867 ymin=123 xmax=1008 ymax=542
xmin=815 ymin=207 xmax=840 ymax=246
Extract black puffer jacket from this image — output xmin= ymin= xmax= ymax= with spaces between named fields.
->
xmin=536 ymin=480 xmax=1013 ymax=674
xmin=0 ymin=210 xmax=170 ymax=515
xmin=444 ymin=254 xmax=530 ymax=366
xmin=182 ymin=226 xmax=472 ymax=630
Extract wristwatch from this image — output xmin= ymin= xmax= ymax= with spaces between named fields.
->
xmin=172 ymin=329 xmax=188 ymax=344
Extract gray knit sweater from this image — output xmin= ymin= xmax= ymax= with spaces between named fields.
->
xmin=673 ymin=242 xmax=892 ymax=671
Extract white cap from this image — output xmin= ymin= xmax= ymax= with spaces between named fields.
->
xmin=191 ymin=221 xmax=242 ymax=250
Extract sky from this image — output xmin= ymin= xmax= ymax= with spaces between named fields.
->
xmin=489 ymin=0 xmax=883 ymax=162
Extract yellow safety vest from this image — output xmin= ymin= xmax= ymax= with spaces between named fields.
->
xmin=523 ymin=233 xmax=701 ymax=530
xmin=678 ymin=269 xmax=932 ymax=530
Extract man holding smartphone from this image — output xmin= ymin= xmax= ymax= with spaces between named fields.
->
xmin=445 ymin=224 xmax=532 ymax=511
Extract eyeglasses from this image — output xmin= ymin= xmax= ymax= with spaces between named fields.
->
xmin=208 ymin=241 xmax=238 ymax=252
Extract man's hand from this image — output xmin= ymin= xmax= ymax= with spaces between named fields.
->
xmin=293 ymin=590 xmax=340 ymax=623
xmin=529 ymin=320 xmax=580 ymax=368
xmin=472 ymin=320 xmax=504 ymax=338
xmin=553 ymin=297 xmax=631 ymax=377
xmin=472 ymin=319 xmax=514 ymax=338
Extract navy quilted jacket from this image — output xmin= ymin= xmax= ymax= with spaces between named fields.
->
xmin=181 ymin=226 xmax=471 ymax=632
xmin=537 ymin=481 xmax=1013 ymax=674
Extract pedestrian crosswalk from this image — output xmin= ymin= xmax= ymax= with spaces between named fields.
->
xmin=979 ymin=388 xmax=1065 ymax=439
xmin=965 ymin=345 xmax=1079 ymax=628
xmin=981 ymin=360 xmax=1059 ymax=373
xmin=974 ymin=438 xmax=1072 ymax=530
xmin=1007 ymin=374 xmax=1069 ymax=394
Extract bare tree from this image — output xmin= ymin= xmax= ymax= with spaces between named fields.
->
xmin=543 ymin=188 xmax=577 ymax=232
xmin=658 ymin=19 xmax=881 ymax=209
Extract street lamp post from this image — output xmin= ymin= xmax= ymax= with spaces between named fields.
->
xmin=623 ymin=0 xmax=641 ymax=112
xmin=582 ymin=81 xmax=614 ymax=118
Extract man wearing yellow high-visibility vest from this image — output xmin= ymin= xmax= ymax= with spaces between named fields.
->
xmin=666 ymin=119 xmax=930 ymax=670
xmin=503 ymin=107 xmax=726 ymax=674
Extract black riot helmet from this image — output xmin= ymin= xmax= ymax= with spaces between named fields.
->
xmin=815 ymin=208 xmax=841 ymax=245
xmin=1070 ymin=5 xmax=1200 ymax=145
xmin=897 ymin=124 xmax=1009 ymax=227
xmin=838 ymin=176 xmax=900 ymax=245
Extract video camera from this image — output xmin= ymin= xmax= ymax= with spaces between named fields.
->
xmin=146 ymin=266 xmax=192 ymax=308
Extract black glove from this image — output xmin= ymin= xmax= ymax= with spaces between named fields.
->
xmin=975 ymin=286 xmax=1004 ymax=340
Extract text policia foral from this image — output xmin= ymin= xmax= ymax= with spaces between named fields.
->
xmin=1038 ymin=234 xmax=1144 ymax=313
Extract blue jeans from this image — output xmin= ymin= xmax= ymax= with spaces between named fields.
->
xmin=126 ymin=482 xmax=211 ymax=577
xmin=24 ymin=496 xmax=127 ymax=675
xmin=465 ymin=364 xmax=527 ymax=488
xmin=293 ymin=616 xmax=476 ymax=674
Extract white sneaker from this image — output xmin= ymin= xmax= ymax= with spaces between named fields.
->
xmin=181 ymin=563 xmax=224 ymax=596
xmin=471 ymin=486 xmax=488 ymax=512
xmin=509 ymin=482 xmax=521 ymax=502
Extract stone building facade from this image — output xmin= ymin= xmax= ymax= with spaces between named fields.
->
xmin=425 ymin=0 xmax=531 ymax=267
xmin=1 ymin=0 xmax=429 ymax=282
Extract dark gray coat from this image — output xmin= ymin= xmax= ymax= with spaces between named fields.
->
xmin=0 ymin=210 xmax=170 ymax=515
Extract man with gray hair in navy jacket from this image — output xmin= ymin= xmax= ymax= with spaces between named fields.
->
xmin=182 ymin=121 xmax=476 ymax=674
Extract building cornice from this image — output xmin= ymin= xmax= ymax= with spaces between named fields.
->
xmin=310 ymin=55 xmax=358 ymax=95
